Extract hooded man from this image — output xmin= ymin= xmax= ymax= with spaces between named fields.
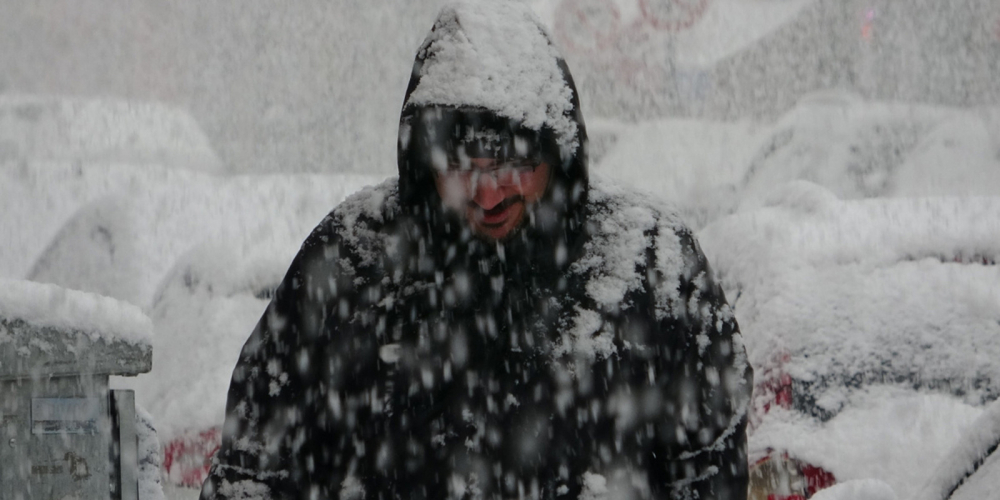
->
xmin=200 ymin=2 xmax=752 ymax=500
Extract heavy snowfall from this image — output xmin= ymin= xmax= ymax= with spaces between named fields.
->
xmin=1 ymin=1 xmax=999 ymax=499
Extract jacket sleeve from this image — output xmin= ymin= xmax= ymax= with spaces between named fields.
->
xmin=647 ymin=226 xmax=753 ymax=500
xmin=199 ymin=216 xmax=359 ymax=500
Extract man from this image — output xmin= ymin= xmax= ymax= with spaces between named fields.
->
xmin=201 ymin=2 xmax=752 ymax=499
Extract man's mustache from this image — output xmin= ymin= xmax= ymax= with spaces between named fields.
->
xmin=471 ymin=195 xmax=524 ymax=216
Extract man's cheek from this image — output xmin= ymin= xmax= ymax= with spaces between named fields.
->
xmin=438 ymin=177 xmax=469 ymax=209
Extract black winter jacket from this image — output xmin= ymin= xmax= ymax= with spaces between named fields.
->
xmin=201 ymin=4 xmax=751 ymax=500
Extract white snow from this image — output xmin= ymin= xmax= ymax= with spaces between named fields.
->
xmin=25 ymin=168 xmax=382 ymax=311
xmin=811 ymin=479 xmax=898 ymax=500
xmin=672 ymin=0 xmax=812 ymax=69
xmin=0 ymin=95 xmax=222 ymax=172
xmin=914 ymin=398 xmax=1000 ymax=500
xmin=406 ymin=1 xmax=579 ymax=152
xmin=752 ymin=387 xmax=983 ymax=500
xmin=137 ymin=406 xmax=168 ymax=500
xmin=579 ymin=472 xmax=609 ymax=500
xmin=3 ymin=92 xmax=994 ymax=500
xmin=96 ymin=172 xmax=384 ymax=441
xmin=0 ymin=278 xmax=151 ymax=346
xmin=699 ymin=192 xmax=1000 ymax=406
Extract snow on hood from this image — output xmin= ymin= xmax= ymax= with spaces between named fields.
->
xmin=404 ymin=0 xmax=578 ymax=153
xmin=395 ymin=0 xmax=589 ymax=269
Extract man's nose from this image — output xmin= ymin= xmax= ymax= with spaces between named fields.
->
xmin=471 ymin=174 xmax=505 ymax=209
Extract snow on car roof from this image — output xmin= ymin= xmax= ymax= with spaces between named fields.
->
xmin=0 ymin=95 xmax=222 ymax=172
xmin=0 ymin=278 xmax=152 ymax=347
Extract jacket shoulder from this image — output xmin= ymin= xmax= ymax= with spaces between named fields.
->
xmin=300 ymin=178 xmax=400 ymax=265
xmin=577 ymin=176 xmax=698 ymax=311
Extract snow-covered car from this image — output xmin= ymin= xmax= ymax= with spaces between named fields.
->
xmin=595 ymin=91 xmax=1000 ymax=229
xmin=698 ymin=188 xmax=1000 ymax=500
xmin=0 ymin=95 xmax=224 ymax=281
xmin=0 ymin=94 xmax=222 ymax=171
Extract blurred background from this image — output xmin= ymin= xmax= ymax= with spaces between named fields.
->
xmin=3 ymin=0 xmax=996 ymax=175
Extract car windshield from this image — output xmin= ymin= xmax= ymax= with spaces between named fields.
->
xmin=1 ymin=2 xmax=998 ymax=500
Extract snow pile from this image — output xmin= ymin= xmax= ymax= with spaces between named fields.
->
xmin=696 ymin=179 xmax=1000 ymax=496
xmin=115 ymin=245 xmax=279 ymax=439
xmin=0 ymin=278 xmax=151 ymax=346
xmin=1 ymin=157 xmax=381 ymax=440
xmin=406 ymin=0 xmax=578 ymax=151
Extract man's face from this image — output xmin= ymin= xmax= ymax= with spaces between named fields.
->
xmin=434 ymin=157 xmax=551 ymax=241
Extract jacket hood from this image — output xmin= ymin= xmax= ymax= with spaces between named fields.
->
xmin=396 ymin=0 xmax=589 ymax=272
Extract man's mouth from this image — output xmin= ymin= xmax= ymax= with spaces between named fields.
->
xmin=475 ymin=197 xmax=522 ymax=226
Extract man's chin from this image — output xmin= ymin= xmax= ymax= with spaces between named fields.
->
xmin=472 ymin=222 xmax=518 ymax=241
xmin=471 ymin=214 xmax=527 ymax=242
